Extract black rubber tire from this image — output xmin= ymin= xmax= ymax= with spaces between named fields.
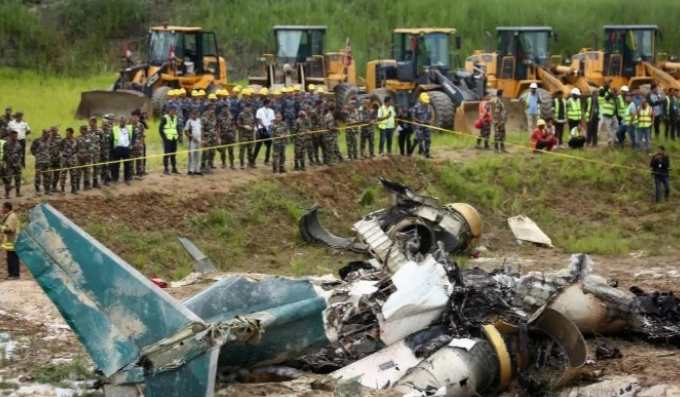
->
xmin=428 ymin=91 xmax=454 ymax=129
xmin=151 ymin=86 xmax=171 ymax=116
xmin=334 ymin=83 xmax=360 ymax=110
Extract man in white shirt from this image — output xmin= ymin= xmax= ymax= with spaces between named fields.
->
xmin=254 ymin=99 xmax=275 ymax=165
xmin=183 ymin=110 xmax=203 ymax=175
xmin=7 ymin=112 xmax=30 ymax=168
xmin=111 ymin=116 xmax=133 ymax=184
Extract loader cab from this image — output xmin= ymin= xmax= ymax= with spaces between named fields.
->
xmin=603 ymin=25 xmax=657 ymax=77
xmin=147 ymin=26 xmax=222 ymax=79
xmin=273 ymin=25 xmax=326 ymax=64
xmin=391 ymin=28 xmax=458 ymax=82
xmin=496 ymin=27 xmax=553 ymax=81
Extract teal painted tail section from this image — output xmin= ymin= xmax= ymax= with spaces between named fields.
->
xmin=16 ymin=204 xmax=217 ymax=396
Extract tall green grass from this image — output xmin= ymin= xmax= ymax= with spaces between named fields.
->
xmin=4 ymin=0 xmax=680 ymax=76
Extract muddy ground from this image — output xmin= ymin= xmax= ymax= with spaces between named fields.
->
xmin=0 ymin=150 xmax=679 ymax=396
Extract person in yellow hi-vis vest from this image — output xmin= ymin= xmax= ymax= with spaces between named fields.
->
xmin=636 ymin=97 xmax=654 ymax=152
xmin=1 ymin=202 xmax=19 ymax=280
xmin=377 ymin=96 xmax=396 ymax=156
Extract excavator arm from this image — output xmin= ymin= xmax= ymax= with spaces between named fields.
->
xmin=537 ymin=66 xmax=570 ymax=95
xmin=643 ymin=62 xmax=680 ymax=91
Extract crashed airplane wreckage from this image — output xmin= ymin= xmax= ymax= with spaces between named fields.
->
xmin=15 ymin=181 xmax=680 ymax=397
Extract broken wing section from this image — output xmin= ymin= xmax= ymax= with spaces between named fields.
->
xmin=299 ymin=207 xmax=368 ymax=253
xmin=16 ymin=204 xmax=205 ymax=377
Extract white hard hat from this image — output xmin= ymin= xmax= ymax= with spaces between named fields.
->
xmin=530 ymin=83 xmax=538 ymax=89
xmin=571 ymin=88 xmax=581 ymax=96
xmin=620 ymin=85 xmax=630 ymax=93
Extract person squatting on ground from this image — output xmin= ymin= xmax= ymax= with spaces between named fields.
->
xmin=568 ymin=123 xmax=587 ymax=149
xmin=531 ymin=119 xmax=557 ymax=152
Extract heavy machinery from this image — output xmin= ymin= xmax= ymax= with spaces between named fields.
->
xmin=339 ymin=27 xmax=485 ymax=129
xmin=568 ymin=25 xmax=680 ymax=92
xmin=464 ymin=27 xmax=579 ymax=131
xmin=248 ymin=25 xmax=356 ymax=91
xmin=76 ymin=25 xmax=228 ymax=118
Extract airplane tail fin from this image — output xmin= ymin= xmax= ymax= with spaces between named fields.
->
xmin=17 ymin=204 xmax=217 ymax=397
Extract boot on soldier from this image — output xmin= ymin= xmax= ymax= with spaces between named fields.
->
xmin=475 ymin=138 xmax=482 ymax=149
xmin=15 ymin=184 xmax=21 ymax=198
xmin=483 ymin=139 xmax=490 ymax=150
xmin=494 ymin=142 xmax=500 ymax=153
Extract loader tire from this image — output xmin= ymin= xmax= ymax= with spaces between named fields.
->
xmin=151 ymin=86 xmax=172 ymax=116
xmin=428 ymin=91 xmax=454 ymax=129
xmin=335 ymin=83 xmax=360 ymax=110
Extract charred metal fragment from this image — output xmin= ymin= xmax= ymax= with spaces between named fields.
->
xmin=299 ymin=207 xmax=369 ymax=253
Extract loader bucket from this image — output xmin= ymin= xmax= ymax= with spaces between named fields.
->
xmin=75 ymin=89 xmax=151 ymax=119
xmin=504 ymin=98 xmax=528 ymax=133
xmin=454 ymin=101 xmax=482 ymax=134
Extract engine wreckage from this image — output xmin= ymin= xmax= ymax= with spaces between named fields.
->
xmin=15 ymin=180 xmax=680 ymax=397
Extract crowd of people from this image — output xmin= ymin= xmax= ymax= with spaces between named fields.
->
xmin=0 ymin=81 xmax=673 ymax=202
xmin=158 ymin=85 xmax=436 ymax=176
xmin=0 ymin=85 xmax=439 ymax=199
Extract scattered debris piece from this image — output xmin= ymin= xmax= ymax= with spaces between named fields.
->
xmin=178 ymin=237 xmax=218 ymax=273
xmin=507 ymin=215 xmax=554 ymax=247
xmin=595 ymin=342 xmax=623 ymax=360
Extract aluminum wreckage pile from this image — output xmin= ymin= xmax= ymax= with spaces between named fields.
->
xmin=15 ymin=179 xmax=680 ymax=397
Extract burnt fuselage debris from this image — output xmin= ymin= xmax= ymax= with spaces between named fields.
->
xmin=300 ymin=178 xmax=482 ymax=263
xmin=14 ymin=188 xmax=680 ymax=397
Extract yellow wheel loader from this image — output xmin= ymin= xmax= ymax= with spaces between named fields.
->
xmin=76 ymin=26 xmax=228 ymax=119
xmin=337 ymin=28 xmax=486 ymax=129
xmin=464 ymin=26 xmax=580 ymax=132
xmin=568 ymin=25 xmax=680 ymax=93
xmin=248 ymin=25 xmax=356 ymax=92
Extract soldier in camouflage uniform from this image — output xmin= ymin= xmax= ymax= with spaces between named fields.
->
xmin=60 ymin=127 xmax=80 ymax=194
xmin=359 ymin=98 xmax=375 ymax=158
xmin=293 ymin=110 xmax=310 ymax=171
xmin=48 ymin=127 xmax=63 ymax=192
xmin=271 ymin=112 xmax=289 ymax=173
xmin=217 ymin=108 xmax=235 ymax=169
xmin=87 ymin=117 xmax=102 ymax=188
xmin=30 ymin=129 xmax=52 ymax=195
xmin=76 ymin=125 xmax=96 ymax=190
xmin=309 ymin=100 xmax=324 ymax=165
xmin=97 ymin=115 xmax=113 ymax=185
xmin=322 ymin=104 xmax=339 ymax=165
xmin=491 ymin=90 xmax=508 ymax=153
xmin=130 ymin=113 xmax=146 ymax=177
xmin=237 ymin=103 xmax=256 ymax=169
xmin=345 ymin=101 xmax=360 ymax=160
xmin=201 ymin=105 xmax=218 ymax=173
xmin=3 ymin=130 xmax=22 ymax=198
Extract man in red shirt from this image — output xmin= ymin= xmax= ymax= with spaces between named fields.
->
xmin=531 ymin=119 xmax=557 ymax=152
